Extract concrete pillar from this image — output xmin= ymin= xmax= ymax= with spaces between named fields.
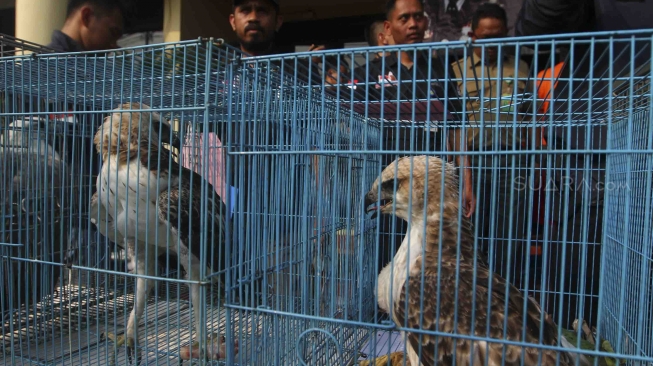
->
xmin=163 ymin=0 xmax=182 ymax=43
xmin=15 ymin=0 xmax=67 ymax=47
xmin=164 ymin=0 xmax=236 ymax=44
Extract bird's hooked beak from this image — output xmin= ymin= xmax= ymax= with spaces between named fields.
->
xmin=169 ymin=133 xmax=182 ymax=150
xmin=364 ymin=192 xmax=380 ymax=220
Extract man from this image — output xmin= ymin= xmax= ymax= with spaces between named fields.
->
xmin=229 ymin=0 xmax=282 ymax=56
xmin=47 ymin=0 xmax=125 ymax=53
xmin=229 ymin=0 xmax=325 ymax=67
xmin=365 ymin=20 xmax=393 ymax=60
xmin=47 ymin=0 xmax=126 ymax=275
xmin=352 ymin=20 xmax=394 ymax=89
xmin=353 ymin=0 xmax=475 ymax=282
xmin=450 ymin=3 xmax=535 ymax=291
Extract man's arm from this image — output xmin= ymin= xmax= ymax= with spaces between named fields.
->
xmin=448 ymin=127 xmax=476 ymax=218
xmin=437 ymin=50 xmax=476 ymax=218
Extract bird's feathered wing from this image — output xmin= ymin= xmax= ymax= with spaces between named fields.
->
xmin=393 ymin=261 xmax=576 ymax=365
xmin=156 ymin=160 xmax=228 ymax=279
xmin=143 ymin=132 xmax=228 ymax=277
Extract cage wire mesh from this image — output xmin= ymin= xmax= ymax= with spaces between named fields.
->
xmin=0 ymin=27 xmax=652 ymax=366
xmin=0 ymin=34 xmax=55 ymax=58
xmin=602 ymin=61 xmax=653 ymax=360
xmin=0 ymin=37 xmax=250 ymax=365
xmin=223 ymin=51 xmax=381 ymax=366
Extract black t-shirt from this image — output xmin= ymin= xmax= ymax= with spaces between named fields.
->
xmin=46 ymin=30 xmax=85 ymax=53
xmin=349 ymin=49 xmax=463 ymax=155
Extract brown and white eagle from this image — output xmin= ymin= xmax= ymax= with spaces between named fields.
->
xmin=90 ymin=103 xmax=232 ymax=363
xmin=364 ymin=155 xmax=590 ymax=366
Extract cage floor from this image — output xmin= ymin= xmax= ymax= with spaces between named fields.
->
xmin=1 ymin=277 xmax=370 ymax=366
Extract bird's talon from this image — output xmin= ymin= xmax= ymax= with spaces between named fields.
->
xmin=179 ymin=333 xmax=237 ymax=361
xmin=103 ymin=332 xmax=140 ymax=365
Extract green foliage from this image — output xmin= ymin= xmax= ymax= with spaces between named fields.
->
xmin=560 ymin=328 xmax=624 ymax=366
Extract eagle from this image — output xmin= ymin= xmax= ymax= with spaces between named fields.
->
xmin=364 ymin=155 xmax=590 ymax=366
xmin=90 ymin=103 xmax=232 ymax=363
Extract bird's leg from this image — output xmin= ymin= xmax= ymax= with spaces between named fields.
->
xmin=102 ymin=244 xmax=156 ymax=365
xmin=178 ymin=282 xmax=236 ymax=361
xmin=125 ymin=243 xmax=136 ymax=273
xmin=190 ymin=282 xmax=209 ymax=358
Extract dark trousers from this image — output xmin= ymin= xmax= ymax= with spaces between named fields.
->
xmin=546 ymin=204 xmax=603 ymax=330
xmin=545 ymin=154 xmax=605 ymax=329
xmin=471 ymin=154 xmax=531 ymax=290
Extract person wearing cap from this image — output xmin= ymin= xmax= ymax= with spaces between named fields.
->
xmin=229 ymin=0 xmax=282 ymax=56
xmin=229 ymin=0 xmax=325 ymax=56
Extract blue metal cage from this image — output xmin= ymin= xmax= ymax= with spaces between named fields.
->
xmin=602 ymin=63 xmax=653 ymax=361
xmin=0 ymin=38 xmax=247 ymax=365
xmin=0 ymin=27 xmax=652 ymax=366
xmin=222 ymin=53 xmax=381 ymax=365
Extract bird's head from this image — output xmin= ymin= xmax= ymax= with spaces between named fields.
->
xmin=94 ymin=103 xmax=181 ymax=161
xmin=364 ymin=155 xmax=460 ymax=222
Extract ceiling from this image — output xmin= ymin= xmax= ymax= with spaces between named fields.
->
xmin=0 ymin=0 xmax=13 ymax=10
xmin=0 ymin=0 xmax=386 ymax=36
xmin=277 ymin=0 xmax=385 ymax=22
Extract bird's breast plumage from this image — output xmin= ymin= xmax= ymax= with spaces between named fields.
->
xmin=97 ymin=154 xmax=178 ymax=245
xmin=376 ymin=222 xmax=426 ymax=316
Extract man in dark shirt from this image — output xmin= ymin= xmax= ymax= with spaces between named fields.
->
xmin=353 ymin=0 xmax=475 ymax=280
xmin=229 ymin=0 xmax=282 ymax=57
xmin=229 ymin=0 xmax=322 ymax=81
xmin=46 ymin=0 xmax=125 ymax=274
xmin=224 ymin=0 xmax=322 ymax=197
xmin=47 ymin=0 xmax=124 ymax=53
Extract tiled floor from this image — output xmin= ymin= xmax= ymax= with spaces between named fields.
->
xmin=1 ymin=281 xmax=371 ymax=366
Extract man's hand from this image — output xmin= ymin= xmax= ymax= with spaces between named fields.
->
xmin=463 ymin=181 xmax=476 ymax=218
xmin=461 ymin=158 xmax=476 ymax=218
xmin=309 ymin=44 xmax=326 ymax=64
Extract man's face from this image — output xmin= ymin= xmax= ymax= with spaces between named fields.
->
xmin=230 ymin=0 xmax=282 ymax=54
xmin=384 ymin=0 xmax=427 ymax=45
xmin=80 ymin=6 xmax=123 ymax=51
xmin=326 ymin=65 xmax=348 ymax=86
xmin=472 ymin=17 xmax=507 ymax=63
